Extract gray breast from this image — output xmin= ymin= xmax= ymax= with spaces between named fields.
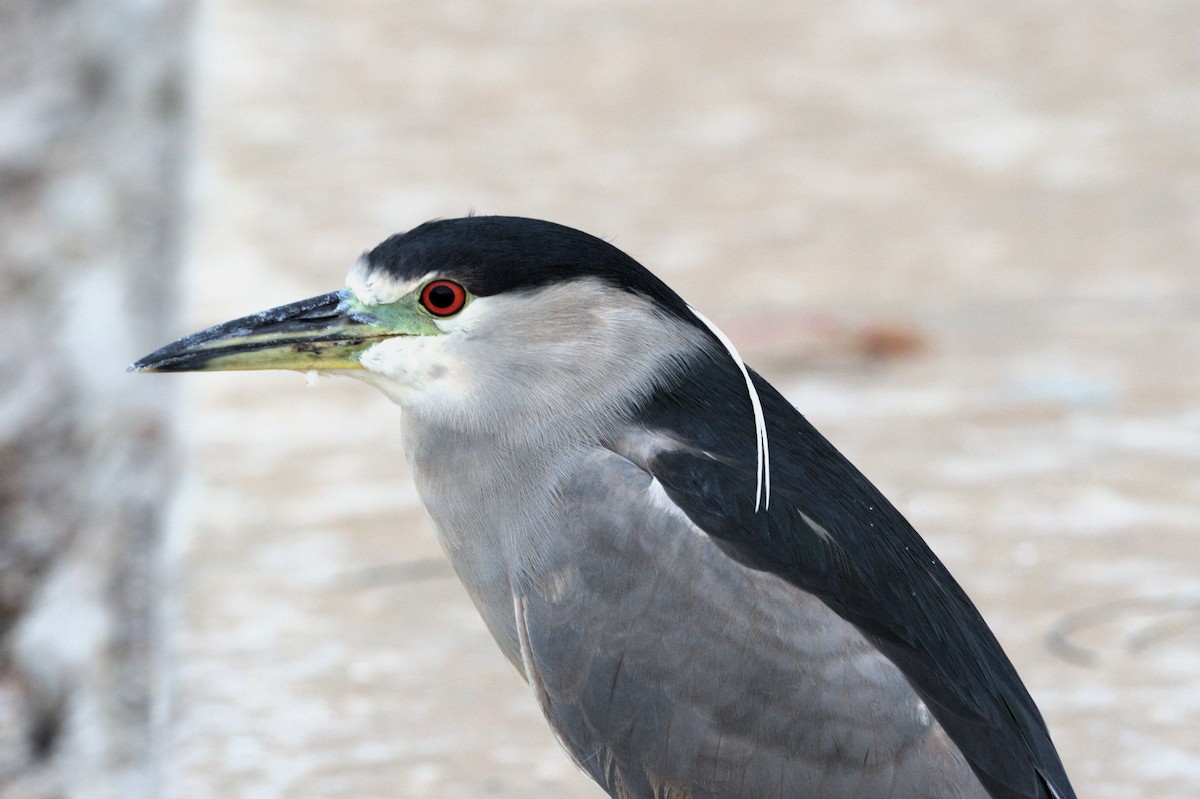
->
xmin=511 ymin=447 xmax=989 ymax=799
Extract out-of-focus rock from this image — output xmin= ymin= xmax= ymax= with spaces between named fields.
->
xmin=0 ymin=1 xmax=190 ymax=797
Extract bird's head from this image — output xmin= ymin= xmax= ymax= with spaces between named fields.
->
xmin=132 ymin=216 xmax=723 ymax=439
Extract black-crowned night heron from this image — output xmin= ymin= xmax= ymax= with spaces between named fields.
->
xmin=133 ymin=216 xmax=1075 ymax=799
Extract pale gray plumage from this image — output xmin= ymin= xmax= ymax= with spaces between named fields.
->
xmin=394 ymin=277 xmax=986 ymax=797
xmin=131 ymin=216 xmax=1076 ymax=799
xmin=520 ymin=446 xmax=988 ymax=798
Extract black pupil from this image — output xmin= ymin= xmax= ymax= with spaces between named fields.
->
xmin=427 ymin=284 xmax=457 ymax=309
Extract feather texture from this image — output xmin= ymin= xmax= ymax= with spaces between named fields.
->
xmin=686 ymin=305 xmax=771 ymax=512
xmin=618 ymin=346 xmax=1076 ymax=799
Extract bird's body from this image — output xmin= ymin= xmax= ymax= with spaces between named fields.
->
xmin=453 ymin=443 xmax=988 ymax=798
xmin=397 ymin=326 xmax=988 ymax=797
xmin=133 ymin=216 xmax=1076 ymax=799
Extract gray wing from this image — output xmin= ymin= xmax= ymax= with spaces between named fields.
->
xmin=514 ymin=447 xmax=989 ymax=799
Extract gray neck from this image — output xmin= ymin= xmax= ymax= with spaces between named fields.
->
xmin=401 ymin=413 xmax=590 ymax=667
xmin=379 ymin=279 xmax=715 ymax=666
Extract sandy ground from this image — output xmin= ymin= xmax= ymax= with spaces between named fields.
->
xmin=159 ymin=1 xmax=1199 ymax=796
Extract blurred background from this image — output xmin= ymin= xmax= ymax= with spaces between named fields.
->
xmin=2 ymin=1 xmax=1198 ymax=797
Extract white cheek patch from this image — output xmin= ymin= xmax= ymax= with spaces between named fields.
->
xmin=345 ymin=258 xmax=430 ymax=306
xmin=357 ymin=334 xmax=473 ymax=412
xmin=352 ymin=295 xmax=500 ymax=413
xmin=359 ymin=334 xmax=460 ymax=385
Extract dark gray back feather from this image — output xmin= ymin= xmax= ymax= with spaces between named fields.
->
xmin=627 ymin=349 xmax=1076 ymax=799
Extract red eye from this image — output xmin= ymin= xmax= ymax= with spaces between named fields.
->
xmin=419 ymin=280 xmax=467 ymax=316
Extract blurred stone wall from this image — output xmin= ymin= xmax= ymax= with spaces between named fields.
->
xmin=0 ymin=1 xmax=189 ymax=797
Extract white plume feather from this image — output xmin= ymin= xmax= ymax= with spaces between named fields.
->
xmin=687 ymin=305 xmax=771 ymax=512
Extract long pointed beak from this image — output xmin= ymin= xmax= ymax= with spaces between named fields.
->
xmin=130 ymin=289 xmax=395 ymax=373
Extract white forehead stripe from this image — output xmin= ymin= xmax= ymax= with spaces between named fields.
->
xmin=688 ymin=305 xmax=771 ymax=513
xmin=345 ymin=257 xmax=431 ymax=306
